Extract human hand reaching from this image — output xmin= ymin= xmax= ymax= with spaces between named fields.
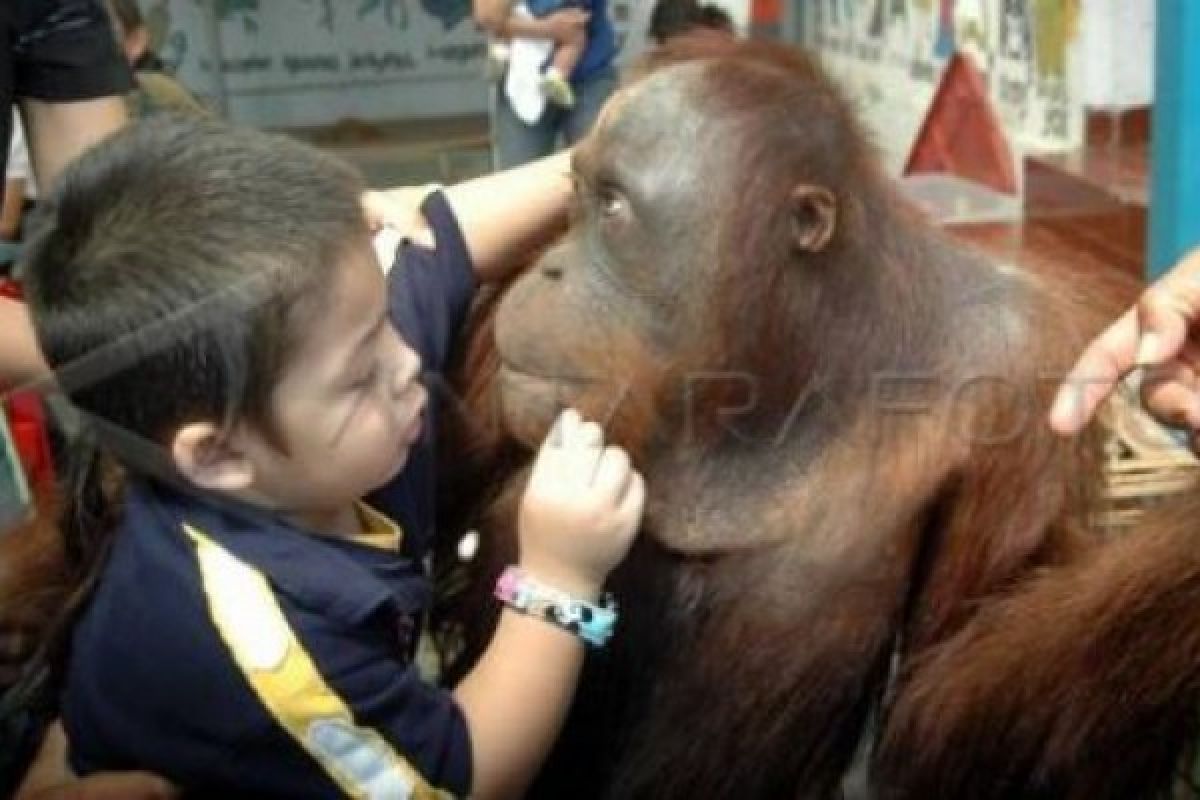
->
xmin=517 ymin=410 xmax=644 ymax=598
xmin=1050 ymin=247 xmax=1200 ymax=444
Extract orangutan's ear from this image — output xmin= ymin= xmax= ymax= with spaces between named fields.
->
xmin=789 ymin=185 xmax=837 ymax=253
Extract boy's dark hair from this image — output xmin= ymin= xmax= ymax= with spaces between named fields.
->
xmin=7 ymin=116 xmax=368 ymax=755
xmin=23 ymin=115 xmax=367 ymax=450
xmin=648 ymin=0 xmax=734 ymax=44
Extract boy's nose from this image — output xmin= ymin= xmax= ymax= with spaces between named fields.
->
xmin=391 ymin=348 xmax=422 ymax=397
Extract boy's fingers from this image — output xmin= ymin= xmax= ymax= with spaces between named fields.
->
xmin=576 ymin=421 xmax=604 ymax=449
xmin=617 ymin=473 xmax=647 ymax=528
xmin=541 ymin=409 xmax=580 ymax=453
xmin=592 ymin=446 xmax=632 ymax=498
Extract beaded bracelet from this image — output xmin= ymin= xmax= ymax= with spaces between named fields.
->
xmin=494 ymin=566 xmax=618 ymax=648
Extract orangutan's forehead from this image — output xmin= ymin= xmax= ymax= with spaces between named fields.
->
xmin=590 ymin=64 xmax=714 ymax=157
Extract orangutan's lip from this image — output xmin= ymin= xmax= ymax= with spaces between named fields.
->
xmin=497 ymin=357 xmax=586 ymax=386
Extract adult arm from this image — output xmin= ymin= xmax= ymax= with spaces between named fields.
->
xmin=473 ymin=0 xmax=590 ymax=42
xmin=19 ymin=96 xmax=127 ymax=191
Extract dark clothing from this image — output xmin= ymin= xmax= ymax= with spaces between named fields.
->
xmin=491 ymin=0 xmax=617 ymax=168
xmin=521 ymin=0 xmax=617 ymax=82
xmin=0 ymin=3 xmax=130 ymax=793
xmin=0 ymin=0 xmax=132 ymax=193
xmin=574 ymin=0 xmax=617 ymax=82
xmin=62 ymin=192 xmax=478 ymax=798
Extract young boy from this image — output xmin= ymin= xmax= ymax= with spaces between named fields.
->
xmin=20 ymin=116 xmax=644 ymax=798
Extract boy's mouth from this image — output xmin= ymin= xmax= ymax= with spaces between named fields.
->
xmin=403 ymin=412 xmax=424 ymax=446
xmin=400 ymin=394 xmax=427 ymax=449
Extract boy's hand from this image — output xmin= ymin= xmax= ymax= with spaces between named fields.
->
xmin=517 ymin=410 xmax=644 ymax=598
xmin=360 ymin=188 xmax=435 ymax=248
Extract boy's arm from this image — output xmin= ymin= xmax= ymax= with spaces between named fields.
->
xmin=442 ymin=151 xmax=574 ymax=283
xmin=376 ymin=153 xmax=573 ymax=285
xmin=455 ymin=410 xmax=643 ymax=799
xmin=453 ymin=606 xmax=588 ymax=799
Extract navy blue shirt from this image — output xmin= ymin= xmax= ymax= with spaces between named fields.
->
xmin=62 ymin=192 xmax=477 ymax=798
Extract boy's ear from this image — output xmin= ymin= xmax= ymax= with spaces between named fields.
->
xmin=171 ymin=422 xmax=255 ymax=492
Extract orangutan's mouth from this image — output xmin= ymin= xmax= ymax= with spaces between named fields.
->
xmin=496 ymin=357 xmax=587 ymax=388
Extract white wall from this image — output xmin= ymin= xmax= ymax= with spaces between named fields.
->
xmin=803 ymin=0 xmax=1089 ymax=173
xmin=154 ymin=0 xmax=646 ymax=129
xmin=1080 ymin=0 xmax=1154 ymax=109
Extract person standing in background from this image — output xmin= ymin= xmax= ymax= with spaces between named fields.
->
xmin=0 ymin=0 xmax=131 ymax=389
xmin=1 ymin=109 xmax=33 ymax=251
xmin=474 ymin=0 xmax=618 ymax=169
xmin=105 ymin=0 xmax=208 ymax=118
xmin=647 ymin=0 xmax=735 ymax=45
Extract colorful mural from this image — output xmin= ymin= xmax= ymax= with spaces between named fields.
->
xmin=153 ymin=0 xmax=645 ymax=127
xmin=806 ymin=0 xmax=1083 ymax=174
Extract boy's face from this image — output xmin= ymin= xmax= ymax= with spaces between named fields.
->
xmin=237 ymin=243 xmax=426 ymax=517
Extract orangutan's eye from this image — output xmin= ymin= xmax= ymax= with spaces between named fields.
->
xmin=597 ymin=185 xmax=628 ymax=220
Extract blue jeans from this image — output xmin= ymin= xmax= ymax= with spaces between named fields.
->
xmin=491 ymin=65 xmax=618 ymax=170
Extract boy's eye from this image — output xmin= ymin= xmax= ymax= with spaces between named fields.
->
xmin=353 ymin=365 xmax=379 ymax=389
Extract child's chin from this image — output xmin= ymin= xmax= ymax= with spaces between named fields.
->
xmin=372 ymin=448 xmax=410 ymax=489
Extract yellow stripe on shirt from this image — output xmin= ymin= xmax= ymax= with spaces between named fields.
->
xmin=183 ymin=524 xmax=455 ymax=800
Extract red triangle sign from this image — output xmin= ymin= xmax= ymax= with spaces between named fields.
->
xmin=904 ymin=53 xmax=1018 ymax=196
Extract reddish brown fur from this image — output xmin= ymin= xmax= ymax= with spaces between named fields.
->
xmin=0 ymin=38 xmax=1194 ymax=800
xmin=0 ymin=493 xmax=69 ymax=685
xmin=439 ymin=39 xmax=1198 ymax=800
xmin=878 ymin=491 xmax=1200 ymax=800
